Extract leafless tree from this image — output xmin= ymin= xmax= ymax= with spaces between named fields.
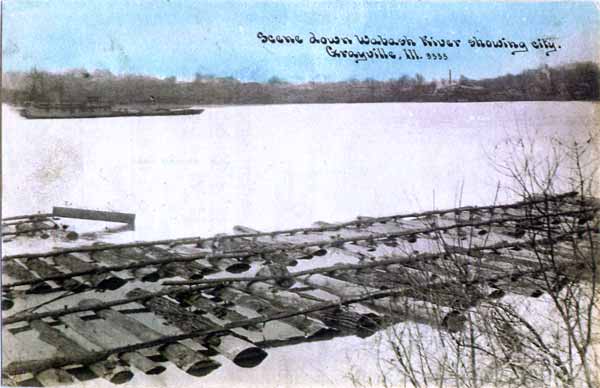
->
xmin=347 ymin=130 xmax=599 ymax=387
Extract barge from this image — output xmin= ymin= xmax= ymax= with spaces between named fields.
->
xmin=18 ymin=101 xmax=204 ymax=119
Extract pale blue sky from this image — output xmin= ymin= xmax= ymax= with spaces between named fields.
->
xmin=3 ymin=0 xmax=599 ymax=82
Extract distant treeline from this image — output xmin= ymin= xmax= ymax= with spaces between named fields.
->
xmin=2 ymin=61 xmax=599 ymax=106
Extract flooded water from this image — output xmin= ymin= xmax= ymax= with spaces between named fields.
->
xmin=3 ymin=102 xmax=597 ymax=239
xmin=2 ymin=101 xmax=598 ymax=387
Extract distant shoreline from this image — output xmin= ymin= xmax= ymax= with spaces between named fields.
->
xmin=3 ymin=61 xmax=598 ymax=107
xmin=6 ymin=98 xmax=599 ymax=112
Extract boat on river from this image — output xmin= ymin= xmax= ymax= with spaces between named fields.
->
xmin=18 ymin=101 xmax=204 ymax=119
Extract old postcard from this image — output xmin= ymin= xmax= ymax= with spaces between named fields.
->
xmin=1 ymin=1 xmax=599 ymax=387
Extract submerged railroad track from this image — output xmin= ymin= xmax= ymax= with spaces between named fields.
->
xmin=2 ymin=191 xmax=598 ymax=386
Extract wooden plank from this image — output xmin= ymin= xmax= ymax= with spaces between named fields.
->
xmin=233 ymin=225 xmax=328 ymax=259
xmin=2 ymin=213 xmax=53 ymax=222
xmin=29 ymin=320 xmax=133 ymax=384
xmin=2 ymin=221 xmax=56 ymax=237
xmin=300 ymin=273 xmax=465 ymax=332
xmin=3 ymin=284 xmax=214 ymax=325
xmin=82 ymin=300 xmax=220 ymax=376
xmin=126 ymin=289 xmax=268 ymax=368
xmin=2 ymin=261 xmax=53 ymax=294
xmin=3 ymin=219 xmax=47 ymax=227
xmin=195 ymin=237 xmax=254 ymax=272
xmin=328 ymin=268 xmax=478 ymax=308
xmin=175 ymin=289 xmax=307 ymax=343
xmin=59 ymin=314 xmax=165 ymax=375
xmin=214 ymin=287 xmax=328 ymax=338
xmin=144 ymin=246 xmax=216 ymax=279
xmin=92 ymin=249 xmax=161 ymax=282
xmin=25 ymin=258 xmax=85 ymax=291
xmin=243 ymin=281 xmax=380 ymax=335
xmin=255 ymin=263 xmax=295 ymax=288
xmin=53 ymin=254 xmax=126 ymax=290
xmin=52 ymin=207 xmax=135 ymax=229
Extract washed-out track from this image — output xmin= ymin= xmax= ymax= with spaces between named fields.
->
xmin=2 ymin=191 xmax=599 ymax=386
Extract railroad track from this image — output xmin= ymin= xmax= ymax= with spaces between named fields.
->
xmin=2 ymin=192 xmax=598 ymax=386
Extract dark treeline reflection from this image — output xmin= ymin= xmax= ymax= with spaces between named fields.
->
xmin=2 ymin=62 xmax=598 ymax=106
